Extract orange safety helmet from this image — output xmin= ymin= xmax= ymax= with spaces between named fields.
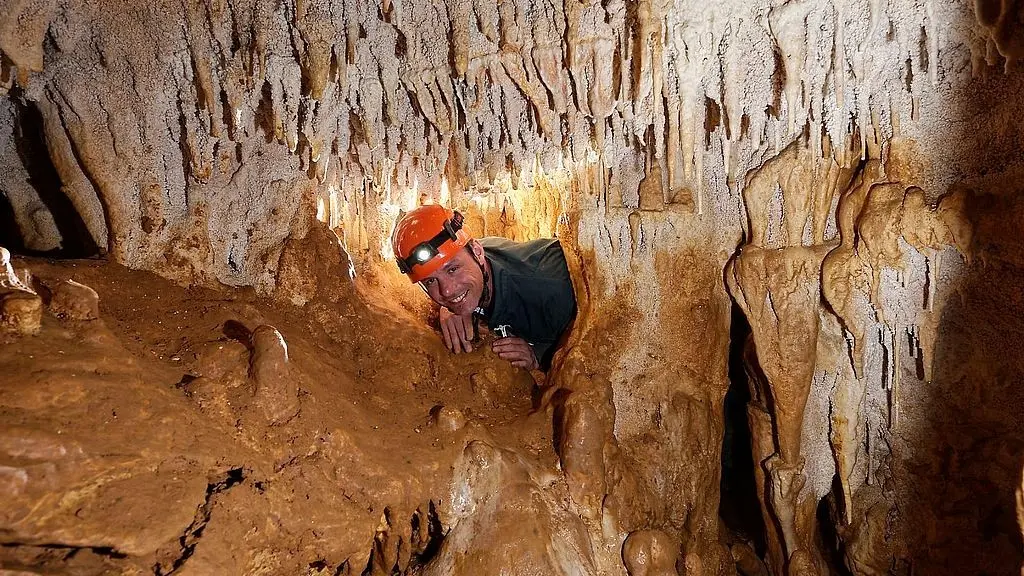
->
xmin=391 ymin=205 xmax=471 ymax=283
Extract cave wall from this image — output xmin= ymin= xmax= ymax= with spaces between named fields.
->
xmin=2 ymin=0 xmax=1024 ymax=574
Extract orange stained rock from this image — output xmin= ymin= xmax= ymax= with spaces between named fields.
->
xmin=49 ymin=279 xmax=100 ymax=321
xmin=0 ymin=247 xmax=42 ymax=336
xmin=250 ymin=324 xmax=300 ymax=425
xmin=556 ymin=380 xmax=611 ymax=521
xmin=622 ymin=529 xmax=679 ymax=576
xmin=727 ymin=245 xmax=829 ymax=464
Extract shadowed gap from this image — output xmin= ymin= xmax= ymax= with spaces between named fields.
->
xmin=719 ymin=302 xmax=767 ymax=555
xmin=9 ymin=89 xmax=99 ymax=258
xmin=0 ymin=191 xmax=25 ymax=252
xmin=816 ymin=477 xmax=855 ymax=576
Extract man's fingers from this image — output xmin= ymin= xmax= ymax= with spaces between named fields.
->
xmin=492 ymin=337 xmax=538 ymax=370
xmin=441 ymin=331 xmax=538 ymax=366
xmin=497 ymin=350 xmax=533 ymax=369
xmin=440 ymin=320 xmax=455 ymax=353
xmin=496 ymin=350 xmax=527 ymax=361
xmin=441 ymin=315 xmax=474 ymax=354
xmin=494 ymin=342 xmax=530 ymax=361
xmin=492 ymin=338 xmax=528 ymax=352
xmin=460 ymin=316 xmax=474 ymax=353
xmin=453 ymin=317 xmax=472 ymax=353
xmin=453 ymin=320 xmax=468 ymax=353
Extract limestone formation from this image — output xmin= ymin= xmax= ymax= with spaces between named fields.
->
xmin=429 ymin=405 xmax=467 ymax=434
xmin=0 ymin=246 xmax=42 ymax=335
xmin=731 ymin=542 xmax=769 ymax=576
xmin=622 ymin=529 xmax=680 ymax=576
xmin=1 ymin=0 xmax=1023 ymax=574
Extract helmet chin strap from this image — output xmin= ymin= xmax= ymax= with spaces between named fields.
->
xmin=472 ymin=247 xmax=492 ymax=317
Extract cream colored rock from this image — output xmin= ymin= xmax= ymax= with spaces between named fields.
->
xmin=49 ymin=279 xmax=100 ymax=321
xmin=622 ymin=529 xmax=679 ymax=576
xmin=0 ymin=247 xmax=42 ymax=335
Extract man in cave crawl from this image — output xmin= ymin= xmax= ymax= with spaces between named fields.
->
xmin=392 ymin=204 xmax=576 ymax=372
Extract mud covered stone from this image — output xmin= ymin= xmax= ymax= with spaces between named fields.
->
xmin=622 ymin=529 xmax=679 ymax=576
xmin=49 ymin=279 xmax=100 ymax=320
xmin=249 ymin=325 xmax=300 ymax=425
xmin=730 ymin=541 xmax=769 ymax=576
xmin=0 ymin=246 xmax=42 ymax=335
xmin=1 ymin=290 xmax=42 ymax=335
xmin=428 ymin=405 xmax=466 ymax=433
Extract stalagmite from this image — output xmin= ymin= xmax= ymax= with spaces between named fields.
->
xmin=0 ymin=247 xmax=42 ymax=335
xmin=622 ymin=529 xmax=679 ymax=576
xmin=249 ymin=325 xmax=300 ymax=425
xmin=556 ymin=384 xmax=610 ymax=521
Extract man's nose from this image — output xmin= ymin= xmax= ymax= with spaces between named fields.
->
xmin=438 ymin=279 xmax=457 ymax=298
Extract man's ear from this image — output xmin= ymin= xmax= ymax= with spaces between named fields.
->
xmin=469 ymin=239 xmax=486 ymax=264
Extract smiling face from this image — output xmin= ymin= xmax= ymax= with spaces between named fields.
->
xmin=420 ymin=240 xmax=487 ymax=316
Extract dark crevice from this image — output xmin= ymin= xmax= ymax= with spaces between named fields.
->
xmin=0 ymin=190 xmax=26 ymax=252
xmin=414 ymin=501 xmax=445 ymax=566
xmin=7 ymin=88 xmax=100 ymax=258
xmin=152 ymin=467 xmax=246 ymax=576
xmin=719 ymin=302 xmax=768 ymax=556
xmin=816 ymin=477 xmax=854 ymax=576
xmin=0 ymin=542 xmax=128 ymax=559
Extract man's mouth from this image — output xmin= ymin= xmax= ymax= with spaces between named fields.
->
xmin=449 ymin=290 xmax=469 ymax=306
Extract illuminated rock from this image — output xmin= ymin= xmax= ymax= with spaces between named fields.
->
xmin=0 ymin=246 xmax=42 ymax=335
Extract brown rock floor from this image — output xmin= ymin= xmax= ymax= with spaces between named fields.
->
xmin=0 ymin=257 xmax=550 ymax=575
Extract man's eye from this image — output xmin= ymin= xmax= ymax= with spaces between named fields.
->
xmin=447 ymin=266 xmax=459 ymax=274
xmin=422 ymin=278 xmax=435 ymax=286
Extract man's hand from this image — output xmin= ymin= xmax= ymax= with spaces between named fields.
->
xmin=439 ymin=307 xmax=475 ymax=353
xmin=492 ymin=337 xmax=539 ymax=370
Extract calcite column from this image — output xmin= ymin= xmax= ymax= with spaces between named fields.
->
xmin=725 ymin=140 xmax=858 ymax=575
xmin=727 ymin=244 xmax=829 ymax=573
xmin=548 ymin=161 xmax=738 ymax=574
